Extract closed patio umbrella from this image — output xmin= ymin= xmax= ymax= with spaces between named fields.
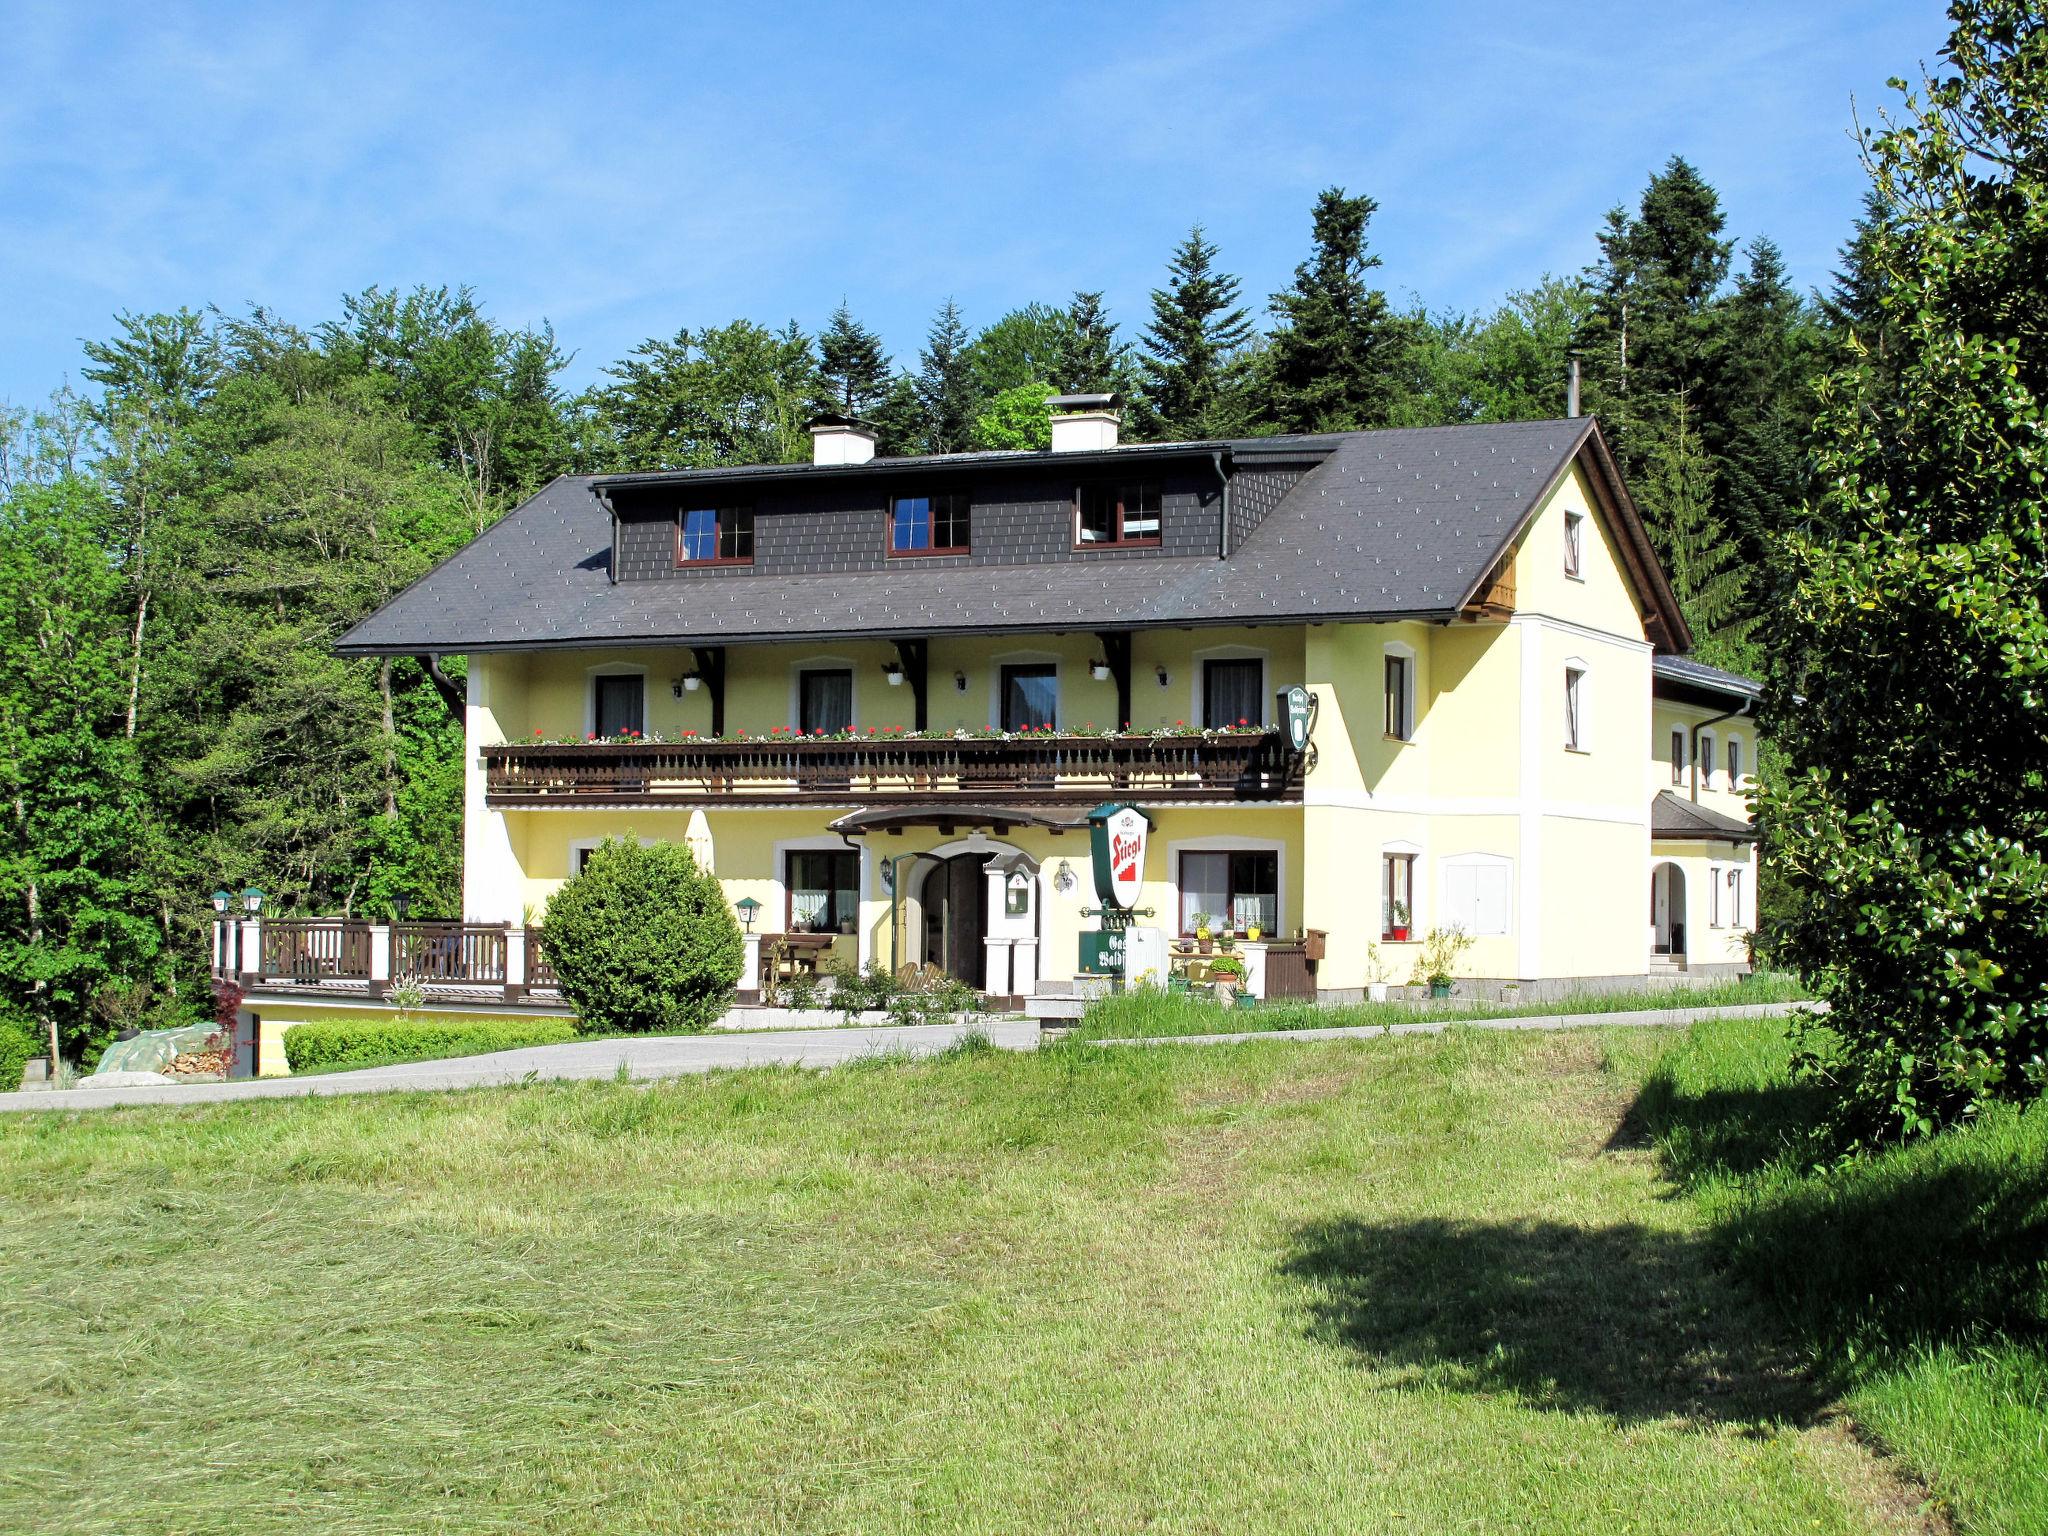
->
xmin=684 ymin=808 xmax=715 ymax=875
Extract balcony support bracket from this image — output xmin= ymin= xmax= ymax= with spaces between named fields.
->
xmin=691 ymin=646 xmax=727 ymax=737
xmin=894 ymin=637 xmax=929 ymax=732
xmin=1095 ymin=630 xmax=1132 ymax=730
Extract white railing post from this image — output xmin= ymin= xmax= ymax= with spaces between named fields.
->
xmin=238 ymin=916 xmax=263 ymax=983
xmin=369 ymin=924 xmax=392 ymax=997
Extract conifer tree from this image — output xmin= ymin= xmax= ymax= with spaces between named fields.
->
xmin=1061 ymin=291 xmax=1134 ymax=395
xmin=1641 ymin=395 xmax=1748 ymax=657
xmin=1262 ymin=187 xmax=1407 ymax=433
xmin=1708 ymin=238 xmax=1813 ymax=566
xmin=1137 ymin=225 xmax=1254 ymax=440
xmin=1818 ymin=189 xmax=1906 ymax=377
xmin=915 ymin=300 xmax=980 ymax=454
xmin=818 ymin=302 xmax=893 ymax=418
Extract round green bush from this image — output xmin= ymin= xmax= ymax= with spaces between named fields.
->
xmin=0 ymin=1009 xmax=41 ymax=1090
xmin=539 ymin=838 xmax=743 ymax=1034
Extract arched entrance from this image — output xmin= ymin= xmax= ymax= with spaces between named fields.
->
xmin=921 ymin=852 xmax=990 ymax=983
xmin=1650 ymin=862 xmax=1687 ymax=956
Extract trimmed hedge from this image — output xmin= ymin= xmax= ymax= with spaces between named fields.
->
xmin=282 ymin=1016 xmax=578 ymax=1074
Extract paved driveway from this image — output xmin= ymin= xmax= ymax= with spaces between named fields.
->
xmin=0 ymin=1020 xmax=1042 ymax=1113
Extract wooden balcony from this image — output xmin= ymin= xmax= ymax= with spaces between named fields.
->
xmin=482 ymin=731 xmax=1302 ymax=807
xmin=218 ymin=918 xmax=560 ymax=1002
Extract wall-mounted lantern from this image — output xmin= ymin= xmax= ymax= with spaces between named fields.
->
xmin=1053 ymin=860 xmax=1077 ymax=895
xmin=954 ymin=670 xmax=968 ymax=692
xmin=1155 ymin=666 xmax=1170 ymax=687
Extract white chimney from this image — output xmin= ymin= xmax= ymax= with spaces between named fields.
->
xmin=1048 ymin=392 xmax=1120 ymax=452
xmin=809 ymin=415 xmax=877 ymax=466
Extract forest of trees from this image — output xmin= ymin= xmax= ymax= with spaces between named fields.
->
xmin=0 ymin=147 xmax=1885 ymax=1070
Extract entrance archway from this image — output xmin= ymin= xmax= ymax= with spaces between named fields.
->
xmin=1650 ymin=862 xmax=1687 ymax=956
xmin=922 ymin=852 xmax=989 ymax=982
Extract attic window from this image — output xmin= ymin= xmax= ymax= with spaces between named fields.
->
xmin=677 ymin=506 xmax=753 ymax=566
xmin=1563 ymin=510 xmax=1585 ymax=579
xmin=1076 ymin=482 xmax=1162 ymax=547
xmin=891 ymin=492 xmax=970 ymax=556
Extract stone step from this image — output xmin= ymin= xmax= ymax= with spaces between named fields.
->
xmin=1025 ymin=995 xmax=1088 ymax=1022
xmin=1035 ymin=975 xmax=1113 ymax=999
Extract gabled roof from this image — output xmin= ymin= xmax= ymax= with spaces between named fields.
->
xmin=1650 ymin=790 xmax=1758 ymax=843
xmin=336 ymin=418 xmax=1687 ymax=656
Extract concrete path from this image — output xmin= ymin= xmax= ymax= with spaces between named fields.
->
xmin=0 ymin=1001 xmax=1811 ymax=1114
xmin=1082 ymin=999 xmax=1809 ymax=1048
xmin=0 ymin=1019 xmax=1041 ymax=1113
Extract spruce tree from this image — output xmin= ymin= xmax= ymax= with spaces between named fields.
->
xmin=1262 ymin=187 xmax=1407 ymax=433
xmin=1707 ymin=238 xmax=1813 ymax=566
xmin=818 ymin=302 xmax=892 ymax=418
xmin=1061 ymin=291 xmax=1134 ymax=395
xmin=915 ymin=300 xmax=980 ymax=454
xmin=1137 ymin=224 xmax=1254 ymax=440
xmin=1818 ymin=189 xmax=1905 ymax=377
xmin=1641 ymin=396 xmax=1748 ymax=657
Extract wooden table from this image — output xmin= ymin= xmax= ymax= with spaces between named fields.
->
xmin=760 ymin=932 xmax=837 ymax=986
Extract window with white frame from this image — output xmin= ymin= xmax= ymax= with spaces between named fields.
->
xmin=1727 ymin=735 xmax=1743 ymax=787
xmin=1441 ymin=855 xmax=1512 ymax=937
xmin=1563 ymin=509 xmax=1585 ymax=578
xmin=1382 ymin=853 xmax=1416 ymax=939
xmin=1710 ymin=865 xmax=1724 ymax=927
xmin=1669 ymin=728 xmax=1687 ymax=786
xmin=1564 ymin=663 xmax=1587 ymax=751
xmin=1384 ymin=645 xmax=1415 ymax=741
xmin=1699 ymin=730 xmax=1717 ymax=790
xmin=1727 ymin=867 xmax=1744 ymax=927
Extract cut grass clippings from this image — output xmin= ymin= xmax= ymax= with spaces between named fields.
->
xmin=1068 ymin=968 xmax=1809 ymax=1042
xmin=0 ymin=1017 xmax=1971 ymax=1535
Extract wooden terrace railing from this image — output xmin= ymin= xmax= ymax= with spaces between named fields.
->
xmin=482 ymin=731 xmax=1302 ymax=806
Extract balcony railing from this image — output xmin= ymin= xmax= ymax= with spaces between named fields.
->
xmin=216 ymin=918 xmax=558 ymax=1003
xmin=482 ymin=730 xmax=1302 ymax=806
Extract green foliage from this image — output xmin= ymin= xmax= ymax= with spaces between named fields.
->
xmin=594 ymin=318 xmax=823 ymax=470
xmin=818 ymin=303 xmax=893 ymax=418
xmin=969 ymin=381 xmax=1054 ymax=451
xmin=1640 ymin=396 xmax=1750 ymax=655
xmin=1136 ymin=224 xmax=1254 ymax=439
xmin=1408 ymin=926 xmax=1477 ymax=988
xmin=0 ymin=1009 xmax=39 ymax=1088
xmin=1760 ymin=0 xmax=2048 ymax=1141
xmin=539 ymin=838 xmax=743 ymax=1034
xmin=914 ymin=299 xmax=981 ymax=454
xmin=1392 ymin=278 xmax=1590 ymax=426
xmin=0 ymin=476 xmax=165 ymax=1066
xmin=1262 ymin=187 xmax=1409 ymax=433
xmin=281 ymin=1014 xmax=577 ymax=1073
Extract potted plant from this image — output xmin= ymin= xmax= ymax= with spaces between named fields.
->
xmin=1386 ymin=900 xmax=1411 ymax=943
xmin=1245 ymin=918 xmax=1263 ymax=942
xmin=837 ymin=916 xmax=856 ymax=936
xmin=1191 ymin=912 xmax=1214 ymax=954
xmin=1363 ymin=942 xmax=1393 ymax=1003
xmin=1409 ymin=926 xmax=1475 ymax=1000
xmin=1208 ymin=951 xmax=1246 ymax=1003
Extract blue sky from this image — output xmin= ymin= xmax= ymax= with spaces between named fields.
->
xmin=1 ymin=1 xmax=1948 ymax=409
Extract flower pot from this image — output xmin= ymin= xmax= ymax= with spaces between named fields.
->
xmin=1246 ymin=927 xmax=1262 ymax=942
xmin=1366 ymin=982 xmax=1390 ymax=1002
xmin=1390 ymin=925 xmax=1411 ymax=942
xmin=1429 ymin=980 xmax=1452 ymax=999
xmin=1197 ymin=937 xmax=1212 ymax=954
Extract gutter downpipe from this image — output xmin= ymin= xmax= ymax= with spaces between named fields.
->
xmin=1212 ymin=450 xmax=1230 ymax=558
xmin=1689 ymin=696 xmax=1755 ymax=803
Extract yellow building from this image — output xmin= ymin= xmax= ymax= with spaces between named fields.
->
xmin=310 ymin=399 xmax=1758 ymax=1014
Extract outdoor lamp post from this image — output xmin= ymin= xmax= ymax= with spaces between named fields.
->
xmin=242 ymin=887 xmax=264 ymax=915
xmin=393 ymin=893 xmax=410 ymax=922
xmin=735 ymin=896 xmax=761 ymax=933
xmin=210 ymin=889 xmax=230 ymax=914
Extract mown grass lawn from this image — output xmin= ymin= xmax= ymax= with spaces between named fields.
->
xmin=0 ymin=1022 xmax=2007 ymax=1534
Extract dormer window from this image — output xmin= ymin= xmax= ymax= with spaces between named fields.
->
xmin=891 ymin=492 xmax=970 ymax=556
xmin=677 ymin=506 xmax=753 ymax=566
xmin=1076 ymin=482 xmax=1162 ymax=547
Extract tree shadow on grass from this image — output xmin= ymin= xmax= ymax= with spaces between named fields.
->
xmin=1278 ymin=1215 xmax=1829 ymax=1427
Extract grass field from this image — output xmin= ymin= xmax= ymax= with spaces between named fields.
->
xmin=1067 ymin=969 xmax=1808 ymax=1041
xmin=0 ymin=1018 xmax=2033 ymax=1533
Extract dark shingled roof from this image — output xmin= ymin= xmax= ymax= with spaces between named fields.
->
xmin=1651 ymin=790 xmax=1758 ymax=843
xmin=1652 ymin=654 xmax=1763 ymax=703
xmin=338 ymin=418 xmax=1657 ymax=655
